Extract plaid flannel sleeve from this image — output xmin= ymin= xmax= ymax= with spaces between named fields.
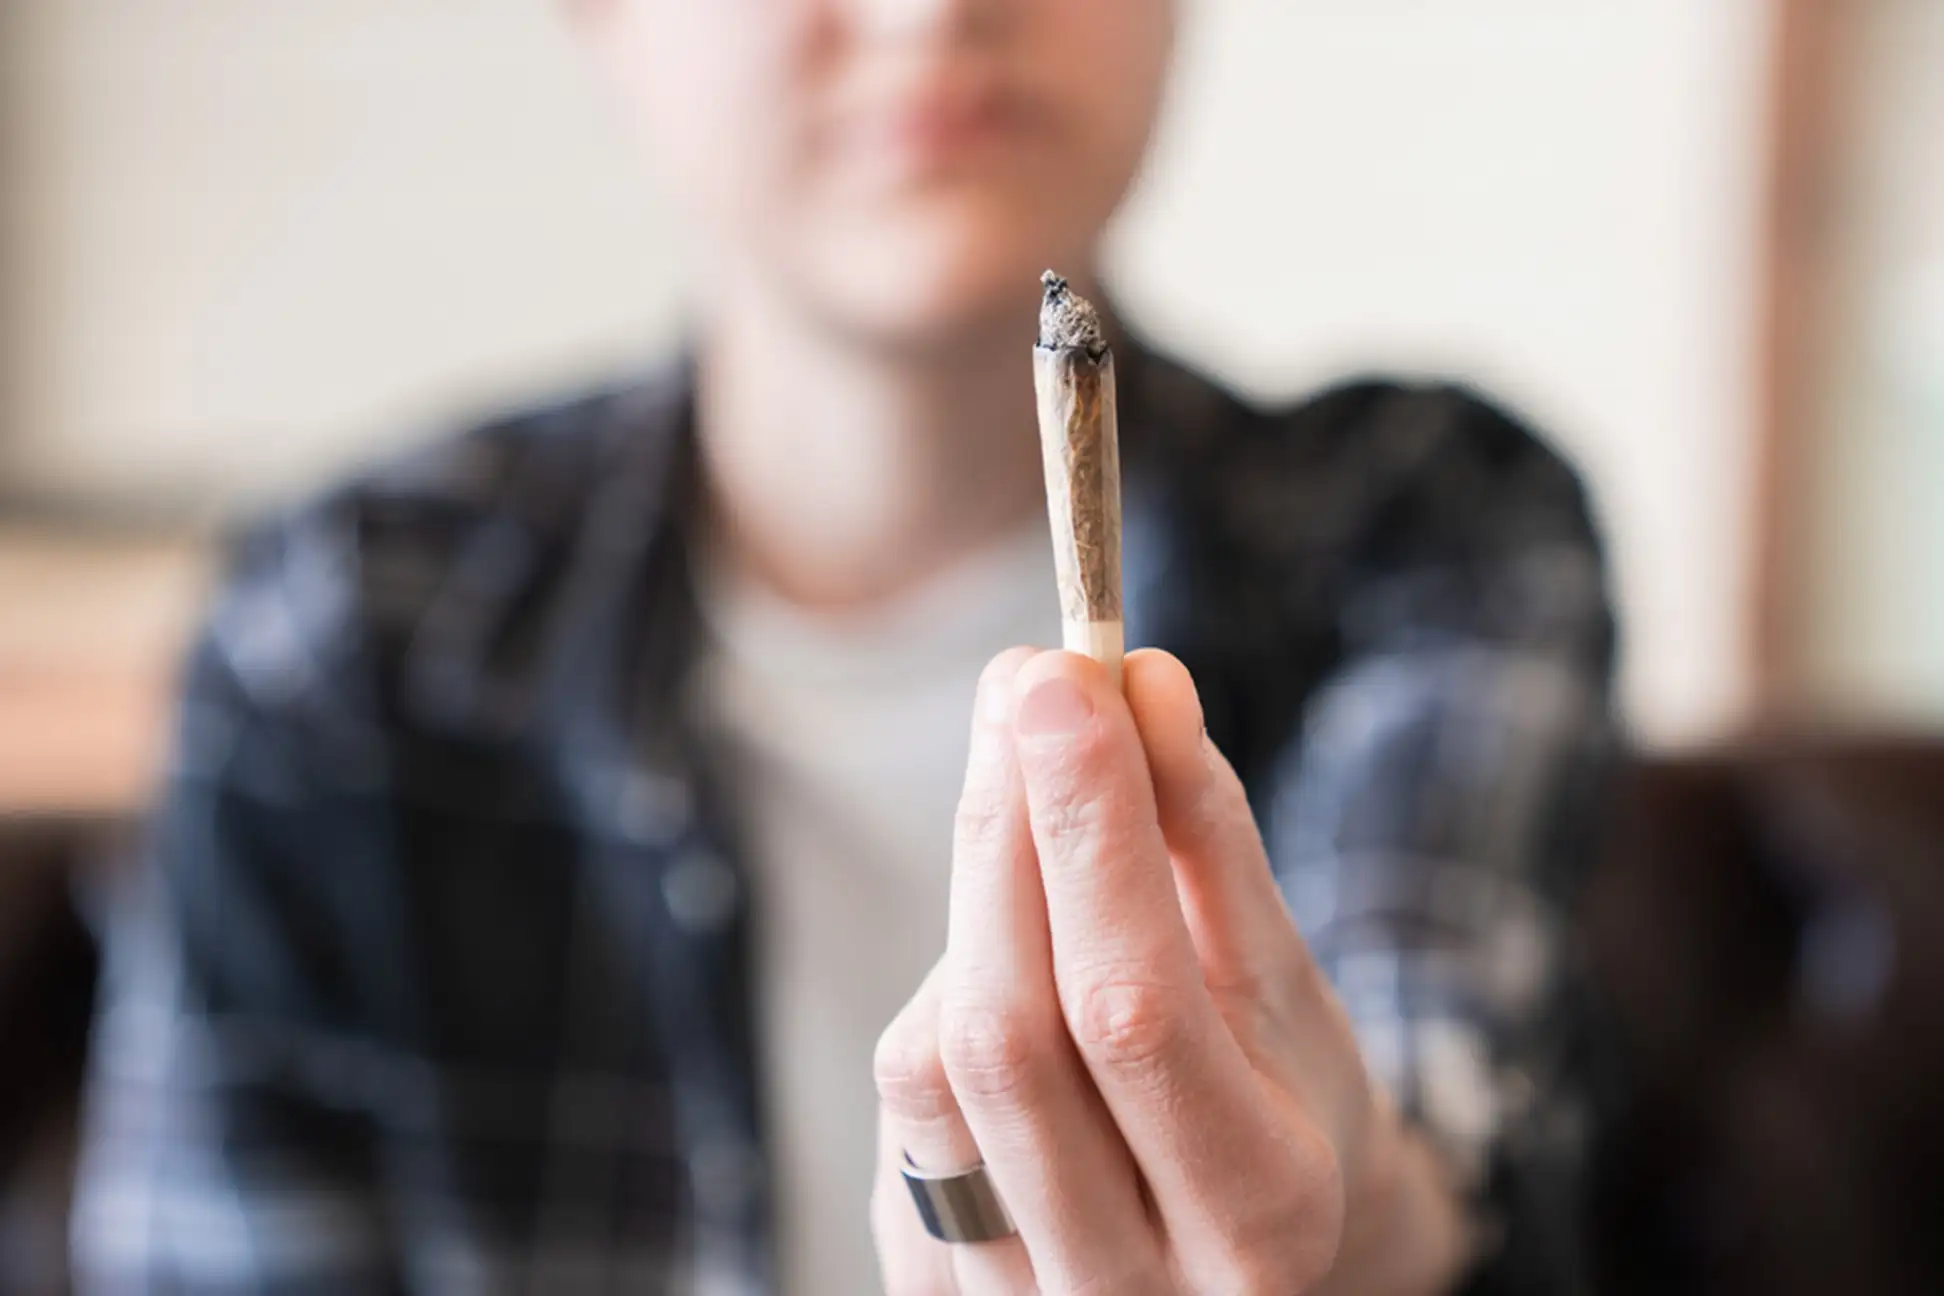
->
xmin=1263 ymin=390 xmax=1617 ymax=1293
xmin=72 ymin=517 xmax=411 ymax=1294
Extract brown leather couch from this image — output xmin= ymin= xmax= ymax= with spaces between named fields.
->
xmin=0 ymin=818 xmax=115 ymax=1296
xmin=1586 ymin=739 xmax=1944 ymax=1294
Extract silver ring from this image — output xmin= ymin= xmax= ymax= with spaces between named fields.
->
xmin=901 ymin=1153 xmax=1017 ymax=1244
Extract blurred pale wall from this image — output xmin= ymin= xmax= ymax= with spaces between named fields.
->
xmin=0 ymin=1 xmax=687 ymax=502
xmin=1798 ymin=0 xmax=1944 ymax=728
xmin=0 ymin=0 xmax=1780 ymax=748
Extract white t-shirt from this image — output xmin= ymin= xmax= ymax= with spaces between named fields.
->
xmin=690 ymin=525 xmax=1061 ymax=1295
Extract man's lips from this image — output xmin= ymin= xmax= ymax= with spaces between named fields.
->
xmin=834 ymin=82 xmax=1042 ymax=170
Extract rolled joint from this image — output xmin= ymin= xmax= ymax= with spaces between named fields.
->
xmin=1033 ymin=346 xmax=1123 ymax=642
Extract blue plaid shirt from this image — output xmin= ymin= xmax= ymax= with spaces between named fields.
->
xmin=74 ymin=342 xmax=1616 ymax=1293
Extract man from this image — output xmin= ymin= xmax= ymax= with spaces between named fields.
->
xmin=74 ymin=2 xmax=1614 ymax=1292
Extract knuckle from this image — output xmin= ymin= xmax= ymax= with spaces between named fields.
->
xmin=937 ymin=999 xmax=1046 ymax=1102
xmin=1217 ymin=1248 xmax=1324 ymax=1296
xmin=1069 ymin=974 xmax=1190 ymax=1070
xmin=951 ymin=787 xmax=1012 ymax=851
xmin=1013 ymin=730 xmax=1112 ymax=820
xmin=1034 ymin=778 xmax=1111 ymax=845
xmin=1206 ymin=1229 xmax=1335 ymax=1296
xmin=1028 ymin=779 xmax=1127 ymax=872
xmin=1204 ymin=973 xmax=1287 ymax=1051
xmin=872 ymin=1022 xmax=951 ymax=1121
xmin=1050 ymin=1266 xmax=1172 ymax=1296
xmin=978 ymin=645 xmax=1035 ymax=699
xmin=1221 ymin=1134 xmax=1344 ymax=1293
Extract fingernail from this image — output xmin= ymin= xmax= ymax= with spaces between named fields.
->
xmin=1017 ymin=676 xmax=1094 ymax=737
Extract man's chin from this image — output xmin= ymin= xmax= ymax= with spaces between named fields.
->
xmin=796 ymin=221 xmax=1075 ymax=355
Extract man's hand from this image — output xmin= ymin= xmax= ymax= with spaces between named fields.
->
xmin=872 ymin=648 xmax=1473 ymax=1295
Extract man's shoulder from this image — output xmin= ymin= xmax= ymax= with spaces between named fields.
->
xmin=1136 ymin=350 xmax=1610 ymax=666
xmin=198 ymin=370 xmax=688 ymax=728
xmin=1133 ymin=352 xmax=1614 ymax=773
xmin=1145 ymin=352 xmax=1602 ymax=567
xmin=344 ymin=372 xmax=681 ymax=549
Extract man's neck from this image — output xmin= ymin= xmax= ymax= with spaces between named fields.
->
xmin=696 ymin=277 xmax=1059 ymax=613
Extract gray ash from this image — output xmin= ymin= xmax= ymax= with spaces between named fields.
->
xmin=1037 ymin=270 xmax=1108 ymax=359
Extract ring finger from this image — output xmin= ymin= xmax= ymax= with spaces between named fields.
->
xmin=876 ymin=966 xmax=1037 ymax=1294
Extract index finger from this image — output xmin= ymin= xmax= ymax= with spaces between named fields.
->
xmin=1009 ymin=650 xmax=1205 ymax=1006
